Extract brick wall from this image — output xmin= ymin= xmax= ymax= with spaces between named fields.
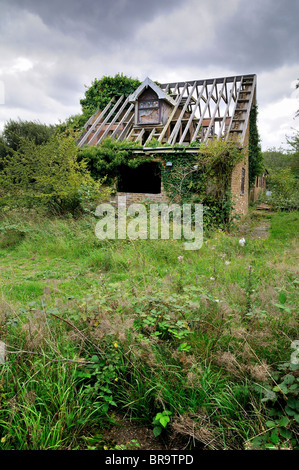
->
xmin=109 ymin=182 xmax=169 ymax=207
xmin=230 ymin=123 xmax=250 ymax=216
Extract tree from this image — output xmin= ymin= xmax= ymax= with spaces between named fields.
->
xmin=0 ymin=137 xmax=12 ymax=171
xmin=248 ymin=105 xmax=263 ymax=188
xmin=263 ymin=147 xmax=298 ymax=176
xmin=1 ymin=119 xmax=57 ymax=151
xmin=80 ymin=73 xmax=141 ymax=120
xmin=288 ymin=132 xmax=299 ymax=153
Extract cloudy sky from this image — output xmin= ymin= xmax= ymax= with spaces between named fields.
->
xmin=0 ymin=0 xmax=298 ymax=150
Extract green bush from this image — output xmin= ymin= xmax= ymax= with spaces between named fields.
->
xmin=1 ymin=119 xmax=57 ymax=151
xmin=258 ymin=167 xmax=299 ymax=211
xmin=0 ymin=131 xmax=109 ymax=215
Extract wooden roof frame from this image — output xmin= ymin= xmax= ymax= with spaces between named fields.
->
xmin=78 ymin=74 xmax=257 ymax=150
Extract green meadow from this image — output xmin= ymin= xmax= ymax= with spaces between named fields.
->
xmin=0 ymin=209 xmax=298 ymax=450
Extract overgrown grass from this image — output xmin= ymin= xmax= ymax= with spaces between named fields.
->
xmin=0 ymin=209 xmax=298 ymax=450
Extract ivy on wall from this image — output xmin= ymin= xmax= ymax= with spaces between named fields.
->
xmin=248 ymin=104 xmax=263 ymax=188
xmin=160 ymin=139 xmax=244 ymax=226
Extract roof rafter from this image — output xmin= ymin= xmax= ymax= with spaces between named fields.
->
xmin=78 ymin=74 xmax=257 ymax=148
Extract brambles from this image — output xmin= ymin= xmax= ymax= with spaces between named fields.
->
xmin=252 ymin=358 xmax=299 ymax=450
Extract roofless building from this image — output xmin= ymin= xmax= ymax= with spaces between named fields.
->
xmin=78 ymin=74 xmax=257 ymax=215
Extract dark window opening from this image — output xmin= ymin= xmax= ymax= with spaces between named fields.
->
xmin=240 ymin=168 xmax=245 ymax=195
xmin=117 ymin=162 xmax=161 ymax=194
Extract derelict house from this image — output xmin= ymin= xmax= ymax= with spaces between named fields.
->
xmin=78 ymin=74 xmax=257 ymax=214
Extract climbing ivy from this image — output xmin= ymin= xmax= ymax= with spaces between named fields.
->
xmin=248 ymin=105 xmax=263 ymax=188
xmin=78 ymin=138 xmax=152 ymax=184
xmin=161 ymin=139 xmax=244 ymax=227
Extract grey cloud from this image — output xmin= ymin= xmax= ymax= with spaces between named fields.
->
xmin=2 ymin=0 xmax=299 ymax=73
xmin=3 ymin=0 xmax=182 ymax=46
xmin=0 ymin=0 xmax=298 ymax=150
xmin=154 ymin=0 xmax=299 ymax=75
xmin=2 ymin=60 xmax=85 ymax=111
xmin=214 ymin=0 xmax=299 ymax=70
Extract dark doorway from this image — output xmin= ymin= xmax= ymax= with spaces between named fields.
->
xmin=117 ymin=162 xmax=161 ymax=194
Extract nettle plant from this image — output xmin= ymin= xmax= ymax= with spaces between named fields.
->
xmin=253 ymin=357 xmax=299 ymax=449
xmin=75 ymin=339 xmax=126 ymax=414
xmin=132 ymin=294 xmax=191 ymax=346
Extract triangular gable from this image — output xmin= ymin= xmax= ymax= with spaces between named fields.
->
xmin=128 ymin=77 xmax=176 ymax=106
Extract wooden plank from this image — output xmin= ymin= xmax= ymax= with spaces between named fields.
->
xmin=218 ymin=76 xmax=237 ymax=138
xmin=77 ymin=98 xmax=115 ymax=147
xmin=117 ymin=114 xmax=134 ymax=141
xmin=110 ymin=104 xmax=134 ymax=140
xmin=191 ymin=79 xmax=217 ymax=143
xmin=0 ymin=341 xmax=5 ymax=364
xmin=84 ymin=109 xmax=100 ymax=129
xmin=168 ymin=81 xmax=197 ymax=145
xmin=239 ymin=75 xmax=257 ymax=142
xmin=223 ymin=82 xmax=228 ymax=104
xmin=144 ymin=127 xmax=157 ymax=145
xmin=179 ymin=81 xmax=206 ymax=144
xmin=88 ymin=95 xmax=125 ymax=146
xmin=173 ymin=82 xmax=179 ymax=97
xmin=158 ymin=82 xmax=188 ymax=143
xmin=159 ymin=74 xmax=251 ymax=90
xmin=126 ymin=126 xmax=137 ymax=141
xmin=96 ymin=97 xmax=130 ymax=144
xmin=135 ymin=128 xmax=145 ymax=143
xmin=225 ymin=77 xmax=244 ymax=140
xmin=203 ymin=78 xmax=227 ymax=142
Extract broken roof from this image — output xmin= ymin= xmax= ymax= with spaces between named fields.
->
xmin=78 ymin=74 xmax=256 ymax=149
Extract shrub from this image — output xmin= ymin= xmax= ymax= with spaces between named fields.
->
xmin=1 ymin=119 xmax=57 ymax=151
xmin=258 ymin=167 xmax=299 ymax=211
xmin=0 ymin=131 xmax=109 ymax=215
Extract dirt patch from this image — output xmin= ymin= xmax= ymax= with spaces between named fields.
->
xmin=237 ymin=211 xmax=271 ymax=240
xmin=100 ymin=414 xmax=213 ymax=450
xmin=101 ymin=415 xmax=167 ymax=450
xmin=248 ymin=222 xmax=270 ymax=239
